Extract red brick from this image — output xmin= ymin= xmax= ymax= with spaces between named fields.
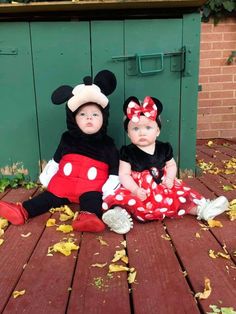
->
xmin=208 ymin=74 xmax=233 ymax=83
xmin=199 ymin=67 xmax=221 ymax=75
xmin=200 ymin=51 xmax=222 ymax=59
xmin=197 ymin=113 xmax=222 ymax=123
xmin=222 ymin=66 xmax=236 ymax=74
xmin=200 ymin=42 xmax=212 ymax=50
xmin=212 ymin=42 xmax=236 ymax=49
xmin=210 ymin=59 xmax=228 ymax=67
xmin=211 ymin=106 xmax=234 ymax=114
xmin=197 ymin=123 xmax=210 ymax=130
xmin=197 ymin=107 xmax=212 ymax=114
xmin=197 ymin=130 xmax=219 ymax=139
xmin=201 ymin=33 xmax=223 ymax=42
xmin=201 ymin=23 xmax=213 ymax=32
xmin=224 ymin=33 xmax=236 ymax=41
xmin=221 ymin=99 xmax=236 ymax=106
xmin=210 ymin=122 xmax=233 ymax=130
xmin=222 ymin=82 xmax=236 ymax=89
xmin=203 ymin=83 xmax=223 ymax=91
xmin=220 ymin=130 xmax=236 ymax=138
xmin=199 ymin=76 xmax=209 ymax=84
xmin=221 ymin=114 xmax=236 ymax=121
xmin=198 ymin=91 xmax=210 ymax=99
xmin=210 ymin=91 xmax=234 ymax=99
xmin=198 ymin=100 xmax=222 ymax=107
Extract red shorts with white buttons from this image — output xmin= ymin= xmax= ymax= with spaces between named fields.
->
xmin=48 ymin=154 xmax=108 ymax=203
xmin=102 ymin=170 xmax=203 ymax=221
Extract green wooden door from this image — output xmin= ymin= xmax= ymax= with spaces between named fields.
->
xmin=30 ymin=21 xmax=91 ymax=163
xmin=0 ymin=22 xmax=40 ymax=179
xmin=0 ymin=15 xmax=200 ymax=180
xmin=91 ymin=19 xmax=182 ymax=162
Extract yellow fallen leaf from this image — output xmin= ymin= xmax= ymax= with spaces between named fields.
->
xmin=209 ymin=249 xmax=217 ymax=259
xmin=223 ymin=185 xmax=235 ymax=191
xmin=49 ymin=240 xmax=79 ymax=256
xmin=207 ymin=219 xmax=223 ymax=228
xmin=91 ymin=262 xmax=107 ymax=268
xmin=97 ymin=236 xmax=109 ymax=246
xmin=195 ymin=277 xmax=212 ymax=299
xmin=56 ymin=224 xmax=73 ymax=233
xmin=46 ymin=218 xmax=56 ymax=227
xmin=121 ymin=240 xmax=127 ymax=247
xmin=108 ymin=264 xmax=130 ymax=272
xmin=112 ymin=249 xmax=126 ymax=262
xmin=59 ymin=213 xmax=73 ymax=222
xmin=161 ymin=234 xmax=171 ymax=241
xmin=0 ymin=217 xmax=8 ymax=229
xmin=121 ymin=256 xmax=129 ymax=264
xmin=0 ymin=239 xmax=4 ymax=246
xmin=207 ymin=140 xmax=214 ymax=147
xmin=217 ymin=252 xmax=230 ymax=259
xmin=12 ymin=290 xmax=26 ymax=298
xmin=0 ymin=229 xmax=4 ymax=237
xmin=195 ymin=232 xmax=201 ymax=238
xmin=21 ymin=232 xmax=32 ymax=238
xmin=128 ymin=269 xmax=137 ymax=284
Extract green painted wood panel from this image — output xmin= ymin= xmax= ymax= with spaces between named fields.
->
xmin=179 ymin=13 xmax=201 ymax=174
xmin=124 ymin=19 xmax=182 ymax=164
xmin=90 ymin=20 xmax=125 ymax=148
xmin=0 ymin=22 xmax=40 ymax=179
xmin=30 ymin=21 xmax=91 ymax=165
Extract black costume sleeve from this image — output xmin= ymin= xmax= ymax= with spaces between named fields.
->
xmin=165 ymin=142 xmax=174 ymax=162
xmin=106 ymin=144 xmax=119 ymax=175
xmin=53 ymin=134 xmax=65 ymax=163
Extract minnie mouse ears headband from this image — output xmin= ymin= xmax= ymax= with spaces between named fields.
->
xmin=51 ymin=70 xmax=117 ymax=112
xmin=123 ymin=96 xmax=163 ymax=123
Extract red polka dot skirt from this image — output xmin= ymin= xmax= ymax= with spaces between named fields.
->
xmin=102 ymin=170 xmax=203 ymax=221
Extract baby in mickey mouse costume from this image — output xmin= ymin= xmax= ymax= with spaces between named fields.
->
xmin=0 ymin=70 xmax=120 ymax=232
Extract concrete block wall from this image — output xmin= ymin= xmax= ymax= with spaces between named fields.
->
xmin=197 ymin=18 xmax=236 ymax=139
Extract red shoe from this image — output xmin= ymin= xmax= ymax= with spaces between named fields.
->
xmin=72 ymin=211 xmax=105 ymax=232
xmin=0 ymin=201 xmax=28 ymax=225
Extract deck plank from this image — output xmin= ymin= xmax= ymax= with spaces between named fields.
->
xmin=67 ymin=231 xmax=131 ymax=314
xmin=165 ymin=216 xmax=236 ymax=313
xmin=3 ymin=212 xmax=79 ymax=314
xmin=126 ymin=221 xmax=200 ymax=314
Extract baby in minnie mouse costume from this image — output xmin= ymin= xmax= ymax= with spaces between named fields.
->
xmin=102 ymin=95 xmax=229 ymax=234
xmin=0 ymin=70 xmax=119 ymax=232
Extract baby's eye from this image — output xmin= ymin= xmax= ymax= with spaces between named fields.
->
xmin=79 ymin=112 xmax=86 ymax=116
xmin=133 ymin=127 xmax=139 ymax=131
xmin=93 ymin=113 xmax=99 ymax=117
xmin=146 ymin=126 xmax=152 ymax=130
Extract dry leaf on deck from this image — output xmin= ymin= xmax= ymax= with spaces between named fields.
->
xmin=195 ymin=232 xmax=201 ymax=238
xmin=46 ymin=218 xmax=56 ymax=227
xmin=21 ymin=232 xmax=32 ymax=238
xmin=48 ymin=239 xmax=79 ymax=256
xmin=12 ymin=290 xmax=26 ymax=298
xmin=121 ymin=240 xmax=127 ymax=247
xmin=0 ymin=239 xmax=4 ymax=246
xmin=97 ymin=236 xmax=109 ymax=246
xmin=108 ymin=263 xmax=130 ymax=272
xmin=91 ymin=263 xmax=107 ymax=268
xmin=56 ymin=224 xmax=73 ymax=233
xmin=128 ymin=269 xmax=137 ymax=284
xmin=161 ymin=234 xmax=171 ymax=241
xmin=112 ymin=249 xmax=126 ymax=262
xmin=207 ymin=219 xmax=223 ymax=228
xmin=0 ymin=217 xmax=8 ymax=229
xmin=195 ymin=277 xmax=212 ymax=299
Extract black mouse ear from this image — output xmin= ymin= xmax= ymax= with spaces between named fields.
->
xmin=150 ymin=97 xmax=163 ymax=115
xmin=51 ymin=85 xmax=73 ymax=104
xmin=123 ymin=96 xmax=140 ymax=115
xmin=94 ymin=70 xmax=117 ymax=96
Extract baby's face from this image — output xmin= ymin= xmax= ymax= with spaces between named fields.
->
xmin=75 ymin=103 xmax=103 ymax=134
xmin=128 ymin=115 xmax=160 ymax=148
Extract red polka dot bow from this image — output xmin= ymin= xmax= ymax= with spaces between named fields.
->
xmin=127 ymin=96 xmax=158 ymax=122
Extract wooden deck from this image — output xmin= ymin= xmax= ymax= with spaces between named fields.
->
xmin=0 ymin=139 xmax=236 ymax=314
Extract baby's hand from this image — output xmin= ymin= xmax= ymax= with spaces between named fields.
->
xmin=135 ymin=187 xmax=147 ymax=201
xmin=162 ymin=177 xmax=174 ymax=189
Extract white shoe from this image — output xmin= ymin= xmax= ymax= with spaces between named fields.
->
xmin=102 ymin=206 xmax=133 ymax=234
xmin=196 ymin=196 xmax=229 ymax=220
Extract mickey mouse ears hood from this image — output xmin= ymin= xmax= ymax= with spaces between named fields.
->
xmin=51 ymin=70 xmax=117 ymax=139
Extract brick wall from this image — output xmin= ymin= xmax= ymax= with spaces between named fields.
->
xmin=197 ymin=18 xmax=236 ymax=139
